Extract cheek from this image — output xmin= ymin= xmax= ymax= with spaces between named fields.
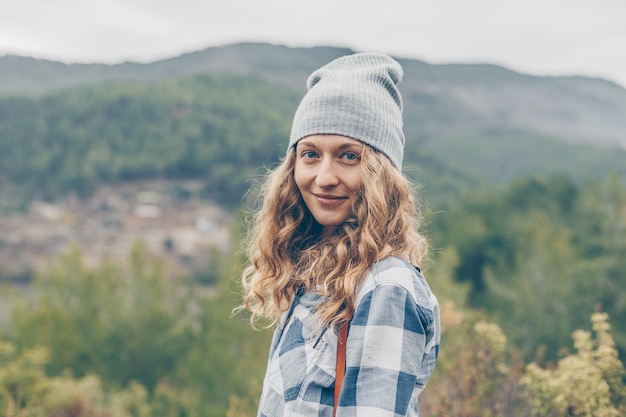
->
xmin=347 ymin=172 xmax=363 ymax=192
xmin=293 ymin=164 xmax=306 ymax=191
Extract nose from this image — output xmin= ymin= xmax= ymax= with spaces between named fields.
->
xmin=315 ymin=158 xmax=339 ymax=187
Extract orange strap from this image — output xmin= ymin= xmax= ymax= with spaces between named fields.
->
xmin=334 ymin=322 xmax=349 ymax=416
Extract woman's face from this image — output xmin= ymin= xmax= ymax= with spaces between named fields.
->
xmin=294 ymin=135 xmax=363 ymax=230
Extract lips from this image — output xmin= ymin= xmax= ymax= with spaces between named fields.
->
xmin=313 ymin=193 xmax=348 ymax=206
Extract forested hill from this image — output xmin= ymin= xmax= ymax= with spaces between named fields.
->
xmin=0 ymin=71 xmax=485 ymax=208
xmin=1 ymin=43 xmax=625 ymax=203
xmin=1 ymin=64 xmax=625 ymax=209
xmin=0 ymin=44 xmax=626 ymax=208
xmin=2 ymin=42 xmax=626 ymax=150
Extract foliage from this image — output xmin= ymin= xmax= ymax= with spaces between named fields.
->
xmin=523 ymin=312 xmax=626 ymax=417
xmin=2 ymin=64 xmax=625 ymax=213
xmin=225 ymin=379 xmax=263 ymax=417
xmin=11 ymin=243 xmax=193 ymax=390
xmin=0 ymin=340 xmax=151 ymax=417
xmin=419 ymin=301 xmax=531 ymax=416
xmin=0 ymin=73 xmax=298 ymax=206
xmin=1 ymin=43 xmax=626 ymax=415
xmin=428 ymin=174 xmax=626 ymax=361
xmin=2 ymin=233 xmax=626 ymax=416
xmin=421 ymin=245 xmax=470 ymax=309
xmin=420 ymin=125 xmax=626 ymax=184
xmin=4 ymin=241 xmax=272 ymax=417
xmin=419 ymin=302 xmax=626 ymax=417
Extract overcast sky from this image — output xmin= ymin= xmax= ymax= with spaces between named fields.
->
xmin=1 ymin=0 xmax=625 ymax=88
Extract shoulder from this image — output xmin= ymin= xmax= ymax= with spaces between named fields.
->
xmin=351 ymin=256 xmax=440 ymax=346
xmin=355 ymin=256 xmax=438 ymax=311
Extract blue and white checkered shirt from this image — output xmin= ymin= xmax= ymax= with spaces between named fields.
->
xmin=257 ymin=256 xmax=440 ymax=417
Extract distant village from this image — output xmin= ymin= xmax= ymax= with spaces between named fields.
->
xmin=0 ymin=180 xmax=233 ymax=282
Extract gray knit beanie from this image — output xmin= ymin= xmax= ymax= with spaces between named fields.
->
xmin=288 ymin=52 xmax=405 ymax=170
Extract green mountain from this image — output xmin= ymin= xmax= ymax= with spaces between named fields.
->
xmin=0 ymin=71 xmax=485 ymax=209
xmin=1 ymin=43 xmax=625 ymax=209
xmin=3 ymin=42 xmax=625 ymax=149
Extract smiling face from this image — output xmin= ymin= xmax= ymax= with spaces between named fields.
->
xmin=294 ymin=134 xmax=364 ymax=231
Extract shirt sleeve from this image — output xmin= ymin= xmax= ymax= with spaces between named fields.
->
xmin=337 ymin=281 xmax=437 ymax=417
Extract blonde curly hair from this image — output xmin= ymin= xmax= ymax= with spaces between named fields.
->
xmin=241 ymin=144 xmax=427 ymax=328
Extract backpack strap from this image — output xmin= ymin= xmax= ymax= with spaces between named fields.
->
xmin=334 ymin=321 xmax=349 ymax=416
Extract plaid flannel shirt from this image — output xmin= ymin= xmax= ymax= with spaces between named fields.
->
xmin=257 ymin=256 xmax=440 ymax=417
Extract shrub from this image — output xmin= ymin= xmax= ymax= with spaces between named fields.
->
xmin=0 ymin=340 xmax=151 ymax=417
xmin=419 ymin=301 xmax=531 ymax=416
xmin=523 ymin=312 xmax=626 ymax=417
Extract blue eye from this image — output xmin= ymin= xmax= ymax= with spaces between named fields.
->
xmin=343 ymin=152 xmax=360 ymax=161
xmin=301 ymin=150 xmax=318 ymax=159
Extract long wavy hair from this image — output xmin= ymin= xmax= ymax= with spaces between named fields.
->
xmin=241 ymin=144 xmax=427 ymax=328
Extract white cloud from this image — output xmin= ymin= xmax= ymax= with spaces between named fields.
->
xmin=1 ymin=0 xmax=625 ymax=87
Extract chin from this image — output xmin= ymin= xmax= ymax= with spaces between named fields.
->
xmin=318 ymin=222 xmax=341 ymax=228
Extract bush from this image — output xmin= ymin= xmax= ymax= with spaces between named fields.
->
xmin=523 ymin=312 xmax=626 ymax=417
xmin=419 ymin=301 xmax=531 ymax=416
xmin=3 ymin=240 xmax=272 ymax=416
xmin=0 ymin=340 xmax=151 ymax=417
xmin=9 ymin=243 xmax=195 ymax=391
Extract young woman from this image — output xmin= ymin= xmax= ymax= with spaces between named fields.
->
xmin=242 ymin=52 xmax=440 ymax=417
